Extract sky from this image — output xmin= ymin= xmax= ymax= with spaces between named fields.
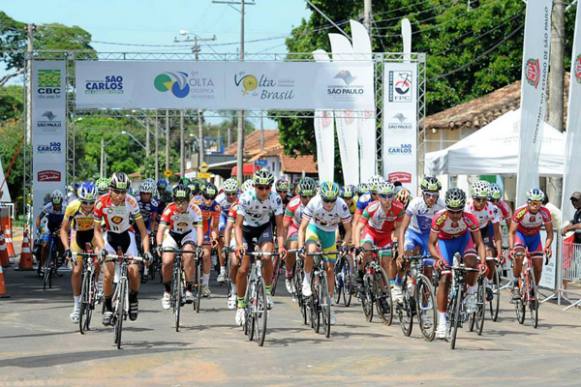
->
xmin=1 ymin=0 xmax=312 ymax=128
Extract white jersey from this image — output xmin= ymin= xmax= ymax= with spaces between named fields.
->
xmin=466 ymin=199 xmax=500 ymax=229
xmin=303 ymin=195 xmax=352 ymax=232
xmin=216 ymin=192 xmax=236 ymax=214
xmin=405 ymin=196 xmax=446 ymax=234
xmin=237 ymin=189 xmax=283 ymax=227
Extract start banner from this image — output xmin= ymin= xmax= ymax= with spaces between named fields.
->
xmin=75 ymin=60 xmax=375 ymax=111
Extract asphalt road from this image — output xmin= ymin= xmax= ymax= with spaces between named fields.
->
xmin=1 ymin=266 xmax=581 ymax=386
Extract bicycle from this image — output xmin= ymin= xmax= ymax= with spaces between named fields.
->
xmin=486 ymin=256 xmax=502 ymax=322
xmin=303 ymin=250 xmax=336 ymax=338
xmin=289 ymin=249 xmax=307 ymax=325
xmin=334 ymin=249 xmax=355 ymax=307
xmin=103 ymin=249 xmax=144 ymax=349
xmin=270 ymin=249 xmax=284 ymax=296
xmin=243 ymin=251 xmax=276 ymax=347
xmin=357 ymin=247 xmax=393 ymax=325
xmin=148 ymin=231 xmax=162 ymax=282
xmin=396 ymin=254 xmax=437 ymax=341
xmin=513 ymin=250 xmax=547 ymax=329
xmin=446 ymin=252 xmax=481 ymax=350
xmin=42 ymin=232 xmax=62 ymax=290
xmin=75 ymin=244 xmax=100 ymax=334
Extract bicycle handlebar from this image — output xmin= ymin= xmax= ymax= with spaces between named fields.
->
xmin=246 ymin=251 xmax=279 ymax=257
xmin=103 ymin=255 xmax=144 ymax=263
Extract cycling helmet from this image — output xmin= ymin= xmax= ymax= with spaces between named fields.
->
xmin=375 ymin=181 xmax=396 ymax=196
xmin=157 ymin=178 xmax=169 ymax=191
xmin=471 ymin=180 xmax=490 ymax=199
xmin=340 ymin=184 xmax=355 ymax=199
xmin=179 ymin=177 xmax=191 ymax=186
xmin=139 ymin=179 xmax=156 ymax=194
xmin=223 ymin=178 xmax=239 ymax=194
xmin=395 ymin=188 xmax=412 ymax=208
xmin=198 ymin=179 xmax=208 ymax=193
xmin=110 ymin=172 xmax=130 ymax=191
xmin=445 ymin=188 xmax=467 ymax=211
xmin=527 ymin=187 xmax=545 ymax=202
xmin=77 ymin=182 xmax=97 ymax=202
xmin=96 ymin=178 xmax=110 ymax=195
xmin=357 ymin=182 xmax=369 ymax=195
xmin=368 ymin=175 xmax=384 ymax=194
xmin=297 ymin=177 xmax=317 ymax=197
xmin=172 ymin=183 xmax=190 ymax=201
xmin=51 ymin=190 xmax=64 ymax=204
xmin=420 ymin=176 xmax=442 ymax=192
xmin=203 ymin=182 xmax=218 ymax=200
xmin=253 ymin=168 xmax=275 ymax=186
xmin=319 ymin=181 xmax=340 ymax=202
xmin=241 ymin=179 xmax=254 ymax=192
xmin=275 ymin=178 xmax=290 ymax=192
xmin=489 ymin=183 xmax=502 ymax=201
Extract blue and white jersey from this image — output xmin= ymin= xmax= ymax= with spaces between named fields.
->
xmin=405 ymin=196 xmax=446 ymax=234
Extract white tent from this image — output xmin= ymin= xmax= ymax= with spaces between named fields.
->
xmin=0 ymin=158 xmax=12 ymax=202
xmin=425 ymin=109 xmax=565 ymax=177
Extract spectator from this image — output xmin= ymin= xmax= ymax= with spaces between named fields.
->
xmin=543 ymin=195 xmax=562 ymax=230
xmin=560 ymin=192 xmax=581 ymax=297
xmin=561 ymin=192 xmax=581 ymax=242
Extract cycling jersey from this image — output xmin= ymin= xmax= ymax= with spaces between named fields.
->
xmin=345 ymin=196 xmax=357 ymax=215
xmin=64 ymin=200 xmax=94 ymax=232
xmin=137 ymin=196 xmax=159 ymax=231
xmin=355 ymin=193 xmax=372 ymax=215
xmin=160 ymin=202 xmax=203 ymax=235
xmin=302 ymin=196 xmax=352 ymax=232
xmin=40 ymin=202 xmax=66 ymax=233
xmin=406 ymin=196 xmax=446 ymax=234
xmin=194 ymin=199 xmax=221 ymax=239
xmin=237 ymin=190 xmax=283 ymax=227
xmin=216 ymin=192 xmax=237 ymax=232
xmin=227 ymin=202 xmax=239 ymax=223
xmin=360 ymin=200 xmax=404 ymax=246
xmin=512 ymin=205 xmax=552 ymax=236
xmin=284 ymin=195 xmax=306 ymax=240
xmin=494 ymin=199 xmax=512 ymax=220
xmin=466 ymin=199 xmax=500 ymax=230
xmin=431 ymin=210 xmax=480 ymax=240
xmin=93 ymin=193 xmax=141 ymax=234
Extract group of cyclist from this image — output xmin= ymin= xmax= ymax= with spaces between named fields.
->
xmin=35 ymin=166 xmax=554 ymax=341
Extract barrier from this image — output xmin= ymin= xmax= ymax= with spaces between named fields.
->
xmin=0 ymin=233 xmax=8 ymax=267
xmin=559 ymin=234 xmax=581 ymax=310
xmin=18 ymin=229 xmax=33 ymax=271
xmin=0 ymin=205 xmax=15 ymax=258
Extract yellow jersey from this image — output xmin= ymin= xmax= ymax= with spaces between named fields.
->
xmin=64 ymin=200 xmax=94 ymax=232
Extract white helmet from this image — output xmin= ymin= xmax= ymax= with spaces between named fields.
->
xmin=139 ymin=179 xmax=156 ymax=194
xmin=51 ymin=190 xmax=64 ymax=204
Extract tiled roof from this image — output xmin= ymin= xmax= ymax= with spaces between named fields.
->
xmin=225 ymin=130 xmax=280 ymax=156
xmin=280 ymin=154 xmax=318 ymax=174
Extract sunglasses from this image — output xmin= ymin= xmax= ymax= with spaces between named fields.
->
xmin=528 ymin=200 xmax=542 ymax=206
xmin=175 ymin=199 xmax=188 ymax=204
xmin=448 ymin=209 xmax=463 ymax=214
xmin=226 ymin=192 xmax=238 ymax=197
xmin=81 ymin=200 xmax=94 ymax=206
xmin=423 ymin=192 xmax=439 ymax=198
xmin=300 ymin=195 xmax=314 ymax=200
xmin=256 ymin=185 xmax=271 ymax=191
xmin=111 ymin=189 xmax=127 ymax=195
xmin=473 ymin=197 xmax=487 ymax=203
xmin=322 ymin=198 xmax=337 ymax=204
xmin=378 ymin=193 xmax=394 ymax=200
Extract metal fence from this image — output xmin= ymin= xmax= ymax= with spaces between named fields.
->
xmin=560 ymin=237 xmax=581 ymax=310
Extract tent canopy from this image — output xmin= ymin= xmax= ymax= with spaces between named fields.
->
xmin=0 ymin=159 xmax=12 ymax=202
xmin=425 ymin=109 xmax=565 ymax=177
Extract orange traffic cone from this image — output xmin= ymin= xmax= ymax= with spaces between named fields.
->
xmin=18 ymin=229 xmax=33 ymax=271
xmin=0 ymin=233 xmax=8 ymax=267
xmin=0 ymin=265 xmax=8 ymax=298
xmin=4 ymin=227 xmax=15 ymax=258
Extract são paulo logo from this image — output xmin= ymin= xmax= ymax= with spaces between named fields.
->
xmin=154 ymin=72 xmax=190 ymax=98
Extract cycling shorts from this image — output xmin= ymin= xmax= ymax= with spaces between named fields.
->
xmin=514 ymin=230 xmax=543 ymax=256
xmin=437 ymin=232 xmax=476 ymax=266
xmin=361 ymin=230 xmax=392 ymax=255
xmin=104 ymin=231 xmax=138 ymax=258
xmin=219 ymin=213 xmax=228 ymax=233
xmin=162 ymin=229 xmax=197 ymax=249
xmin=71 ymin=230 xmax=95 ymax=253
xmin=404 ymin=229 xmax=430 ymax=256
xmin=305 ymin=223 xmax=337 ymax=263
xmin=242 ymin=222 xmax=274 ymax=253
xmin=287 ymin=223 xmax=299 ymax=242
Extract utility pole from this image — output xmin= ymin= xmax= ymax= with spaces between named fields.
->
xmin=174 ymin=32 xmax=216 ymax=167
xmin=363 ymin=0 xmax=372 ymax=34
xmin=547 ymin=0 xmax=565 ymax=205
xmin=155 ymin=111 xmax=159 ymax=181
xmin=145 ymin=114 xmax=150 ymax=157
xmin=25 ymin=23 xmax=36 ymax=144
xmin=165 ymin=110 xmax=170 ymax=173
xmin=180 ymin=110 xmax=185 ymax=176
xmin=213 ymin=0 xmax=255 ymax=182
xmin=260 ymin=111 xmax=264 ymax=152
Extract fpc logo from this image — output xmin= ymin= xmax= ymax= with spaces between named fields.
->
xmin=154 ymin=72 xmax=190 ymax=98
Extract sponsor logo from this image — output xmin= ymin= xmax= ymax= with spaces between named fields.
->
xmin=36 ymin=142 xmax=62 ymax=153
xmin=36 ymin=110 xmax=62 ymax=129
xmin=388 ymin=171 xmax=412 ymax=183
xmin=36 ymin=69 xmax=61 ymax=97
xmin=154 ymin=71 xmax=216 ymax=99
xmin=575 ymin=54 xmax=581 ymax=83
xmin=387 ymin=143 xmax=413 ymax=155
xmin=110 ymin=216 xmax=124 ymax=225
xmin=37 ymin=170 xmax=61 ymax=182
xmin=234 ymin=71 xmax=295 ymax=101
xmin=328 ymin=69 xmax=365 ymax=96
xmin=387 ymin=113 xmax=413 ymax=130
xmin=84 ymin=75 xmax=124 ymax=95
xmin=525 ymin=58 xmax=540 ymax=89
xmin=388 ymin=71 xmax=413 ymax=103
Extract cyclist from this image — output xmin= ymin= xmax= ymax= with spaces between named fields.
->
xmin=397 ymin=177 xmax=445 ymax=277
xmin=298 ymin=181 xmax=352 ymax=325
xmin=275 ymin=177 xmax=291 ymax=207
xmin=429 ymin=188 xmax=486 ymax=339
xmin=94 ymin=172 xmax=152 ymax=325
xmin=353 ymin=176 xmax=383 ymax=226
xmin=508 ymin=188 xmax=553 ymax=300
xmin=283 ymin=177 xmax=316 ymax=295
xmin=216 ymin=178 xmax=239 ymax=283
xmin=60 ymin=182 xmax=98 ymax=323
xmin=35 ymin=190 xmax=66 ymax=272
xmin=395 ymin=188 xmax=412 ymax=210
xmin=233 ymin=168 xmax=286 ymax=325
xmin=190 ymin=182 xmax=221 ymax=297
xmin=136 ymin=179 xmax=159 ymax=251
xmin=489 ymin=183 xmax=512 ymax=228
xmin=96 ymin=178 xmax=110 ymax=197
xmin=156 ymin=178 xmax=172 ymax=214
xmin=466 ymin=181 xmax=502 ymax=300
xmin=354 ymin=181 xmax=404 ymax=301
xmin=157 ymin=184 xmax=204 ymax=309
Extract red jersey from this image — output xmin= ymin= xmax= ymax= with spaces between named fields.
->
xmin=284 ymin=195 xmax=305 ymax=228
xmin=431 ymin=210 xmax=480 ymax=240
xmin=359 ymin=200 xmax=404 ymax=239
xmin=160 ymin=202 xmax=203 ymax=234
xmin=512 ymin=205 xmax=552 ymax=236
xmin=227 ymin=201 xmax=239 ymax=223
xmin=93 ymin=193 xmax=141 ymax=234
xmin=494 ymin=199 xmax=512 ymax=220
xmin=191 ymin=196 xmax=221 ymax=236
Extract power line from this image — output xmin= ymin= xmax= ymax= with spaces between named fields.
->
xmin=372 ymin=0 xmax=458 ymax=28
xmin=431 ymin=23 xmax=523 ymax=81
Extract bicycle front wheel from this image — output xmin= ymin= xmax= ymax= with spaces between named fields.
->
xmin=489 ymin=265 xmax=501 ymax=322
xmin=515 ymin=280 xmax=526 ymax=325
xmin=375 ymin=268 xmax=393 ymax=326
xmin=173 ymin=269 xmax=182 ymax=332
xmin=79 ymin=270 xmax=90 ymax=334
xmin=255 ymin=277 xmax=268 ymax=346
xmin=416 ymin=275 xmax=436 ymax=342
xmin=529 ymin=270 xmax=539 ymax=328
xmin=194 ymin=260 xmax=202 ymax=313
xmin=114 ymin=281 xmax=126 ymax=349
xmin=361 ymin=276 xmax=374 ymax=322
xmin=398 ymin=281 xmax=413 ymax=337
xmin=449 ymin=286 xmax=463 ymax=350
xmin=270 ymin=255 xmax=281 ymax=296
xmin=333 ymin=261 xmax=342 ymax=305
xmin=343 ymin=258 xmax=353 ymax=307
xmin=319 ymin=274 xmax=331 ymax=338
